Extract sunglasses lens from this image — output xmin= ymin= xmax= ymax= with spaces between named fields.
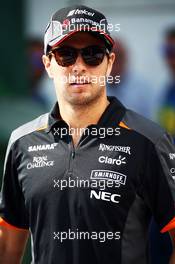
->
xmin=51 ymin=45 xmax=107 ymax=67
xmin=83 ymin=46 xmax=106 ymax=66
xmin=54 ymin=47 xmax=77 ymax=67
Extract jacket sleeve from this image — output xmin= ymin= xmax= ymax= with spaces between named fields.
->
xmin=141 ymin=132 xmax=175 ymax=233
xmin=0 ymin=134 xmax=29 ymax=229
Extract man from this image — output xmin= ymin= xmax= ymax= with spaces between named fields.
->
xmin=0 ymin=5 xmax=175 ymax=264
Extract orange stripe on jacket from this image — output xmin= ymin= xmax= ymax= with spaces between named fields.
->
xmin=36 ymin=125 xmax=48 ymax=131
xmin=119 ymin=121 xmax=131 ymax=130
xmin=0 ymin=217 xmax=28 ymax=231
xmin=161 ymin=217 xmax=175 ymax=233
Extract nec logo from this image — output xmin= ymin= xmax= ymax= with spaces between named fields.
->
xmin=67 ymin=9 xmax=95 ymax=17
xmin=90 ymin=190 xmax=121 ymax=204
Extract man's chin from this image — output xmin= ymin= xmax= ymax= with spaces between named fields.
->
xmin=65 ymin=93 xmax=100 ymax=106
xmin=67 ymin=96 xmax=93 ymax=106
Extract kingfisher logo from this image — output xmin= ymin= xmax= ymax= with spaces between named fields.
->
xmin=67 ymin=9 xmax=95 ymax=17
xmin=91 ymin=170 xmax=127 ymax=186
xmin=99 ymin=144 xmax=131 ymax=154
xmin=28 ymin=143 xmax=58 ymax=152
xmin=98 ymin=155 xmax=126 ymax=166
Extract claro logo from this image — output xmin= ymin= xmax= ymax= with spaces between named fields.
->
xmin=90 ymin=190 xmax=121 ymax=204
xmin=98 ymin=155 xmax=126 ymax=166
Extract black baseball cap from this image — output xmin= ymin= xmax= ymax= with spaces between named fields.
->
xmin=44 ymin=5 xmax=114 ymax=54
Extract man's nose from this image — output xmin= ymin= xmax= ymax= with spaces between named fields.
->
xmin=71 ymin=53 xmax=87 ymax=74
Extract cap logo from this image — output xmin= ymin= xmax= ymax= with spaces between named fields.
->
xmin=67 ymin=9 xmax=95 ymax=17
xmin=67 ymin=9 xmax=75 ymax=17
xmin=62 ymin=19 xmax=70 ymax=29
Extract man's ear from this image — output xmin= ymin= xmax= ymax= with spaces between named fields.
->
xmin=42 ymin=55 xmax=53 ymax=78
xmin=106 ymin=52 xmax=116 ymax=77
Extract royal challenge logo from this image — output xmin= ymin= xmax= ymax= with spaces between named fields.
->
xmin=27 ymin=156 xmax=54 ymax=170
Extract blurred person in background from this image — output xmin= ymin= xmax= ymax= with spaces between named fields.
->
xmin=107 ymin=39 xmax=156 ymax=120
xmin=150 ymin=25 xmax=175 ymax=264
xmin=36 ymin=67 xmax=57 ymax=111
xmin=158 ymin=26 xmax=175 ymax=142
xmin=27 ymin=38 xmax=48 ymax=109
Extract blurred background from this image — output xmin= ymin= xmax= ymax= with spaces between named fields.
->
xmin=0 ymin=0 xmax=175 ymax=263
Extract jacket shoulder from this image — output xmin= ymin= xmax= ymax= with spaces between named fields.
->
xmin=122 ymin=109 xmax=165 ymax=144
xmin=10 ymin=112 xmax=49 ymax=147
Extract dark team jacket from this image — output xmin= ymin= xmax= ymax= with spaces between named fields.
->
xmin=0 ymin=96 xmax=175 ymax=264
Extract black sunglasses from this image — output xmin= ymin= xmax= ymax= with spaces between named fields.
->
xmin=48 ymin=45 xmax=110 ymax=67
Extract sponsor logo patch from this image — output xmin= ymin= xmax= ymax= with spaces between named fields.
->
xmin=28 ymin=143 xmax=58 ymax=152
xmin=99 ymin=144 xmax=131 ymax=154
xmin=169 ymin=153 xmax=175 ymax=160
xmin=67 ymin=9 xmax=75 ymax=17
xmin=98 ymin=155 xmax=126 ymax=166
xmin=91 ymin=170 xmax=127 ymax=186
xmin=67 ymin=9 xmax=95 ymax=17
xmin=27 ymin=156 xmax=54 ymax=169
xmin=90 ymin=190 xmax=121 ymax=204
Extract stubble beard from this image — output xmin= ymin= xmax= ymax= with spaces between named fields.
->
xmin=62 ymin=84 xmax=106 ymax=107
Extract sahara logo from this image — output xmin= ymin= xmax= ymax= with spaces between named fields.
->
xmin=28 ymin=143 xmax=58 ymax=152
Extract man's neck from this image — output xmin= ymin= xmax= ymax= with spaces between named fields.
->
xmin=57 ymin=95 xmax=110 ymax=147
xmin=58 ymin=96 xmax=110 ymax=129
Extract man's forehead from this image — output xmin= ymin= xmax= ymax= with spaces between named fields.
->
xmin=59 ymin=31 xmax=105 ymax=47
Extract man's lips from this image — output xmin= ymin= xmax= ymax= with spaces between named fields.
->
xmin=69 ymin=77 xmax=91 ymax=85
xmin=69 ymin=80 xmax=91 ymax=92
xmin=70 ymin=82 xmax=90 ymax=85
